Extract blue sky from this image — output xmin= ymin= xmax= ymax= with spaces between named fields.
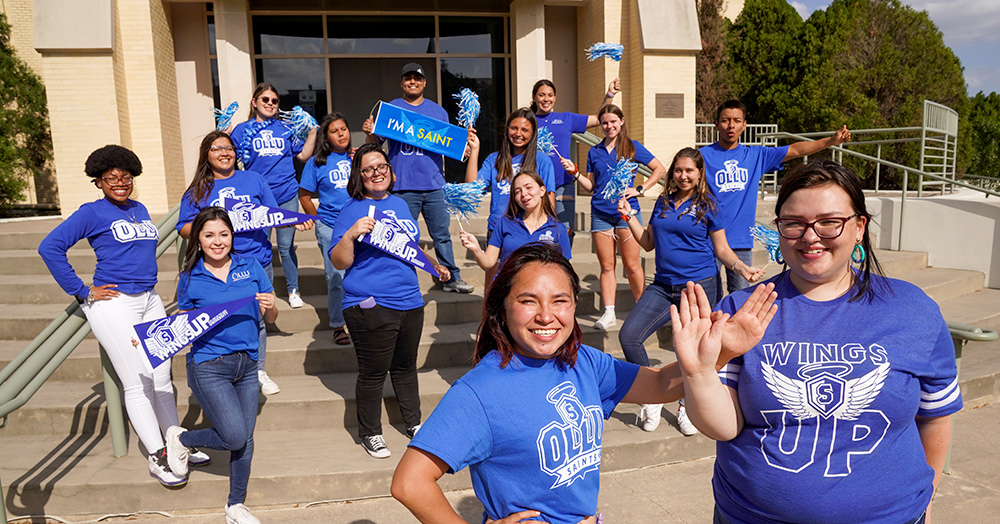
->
xmin=789 ymin=0 xmax=1000 ymax=95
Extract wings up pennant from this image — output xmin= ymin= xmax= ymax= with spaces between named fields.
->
xmin=359 ymin=205 xmax=440 ymax=278
xmin=223 ymin=198 xmax=317 ymax=232
xmin=134 ymin=296 xmax=257 ymax=369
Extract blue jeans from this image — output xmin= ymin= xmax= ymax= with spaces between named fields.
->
xmin=619 ymin=276 xmax=718 ymax=367
xmin=267 ymin=197 xmax=300 ymax=295
xmin=716 ymin=249 xmax=755 ymax=303
xmin=315 ymin=221 xmax=346 ymax=328
xmin=258 ymin=263 xmax=273 ymax=371
xmin=181 ymin=352 xmax=259 ymax=507
xmin=396 ymin=189 xmax=460 ymax=282
xmin=554 ymin=182 xmax=576 ymax=238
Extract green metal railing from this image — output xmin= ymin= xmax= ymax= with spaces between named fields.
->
xmin=0 ymin=204 xmax=181 ymax=522
xmin=944 ymin=321 xmax=998 ymax=474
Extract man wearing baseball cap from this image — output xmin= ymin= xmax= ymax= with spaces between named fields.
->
xmin=363 ymin=63 xmax=472 ymax=294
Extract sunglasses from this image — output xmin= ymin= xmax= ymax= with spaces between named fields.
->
xmin=258 ymin=96 xmax=279 ymax=105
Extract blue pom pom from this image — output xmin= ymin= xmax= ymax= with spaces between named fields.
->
xmin=752 ymin=224 xmax=783 ymax=263
xmin=443 ymin=179 xmax=487 ymax=221
xmin=536 ymin=127 xmax=557 ymax=155
xmin=585 ymin=42 xmax=624 ymax=62
xmin=214 ymin=101 xmax=239 ymax=131
xmin=600 ymin=158 xmax=638 ymax=201
xmin=278 ymin=106 xmax=318 ymax=145
xmin=452 ymin=88 xmax=481 ymax=129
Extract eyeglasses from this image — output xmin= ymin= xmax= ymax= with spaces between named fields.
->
xmin=258 ymin=96 xmax=279 ymax=105
xmin=101 ymin=174 xmax=134 ymax=185
xmin=209 ymin=145 xmax=235 ymax=153
xmin=360 ymin=163 xmax=392 ymax=178
xmin=775 ymin=214 xmax=858 ymax=240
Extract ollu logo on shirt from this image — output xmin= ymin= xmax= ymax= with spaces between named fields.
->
xmin=538 ymin=230 xmax=555 ymax=243
xmin=330 ymin=160 xmax=351 ymax=188
xmin=231 ymin=270 xmax=251 ymax=282
xmin=715 ymin=159 xmax=749 ymax=193
xmin=211 ymin=187 xmax=251 ymax=207
xmin=110 ymin=219 xmax=158 ymax=243
xmin=536 ymin=382 xmax=604 ymax=488
xmin=252 ymin=130 xmax=285 ymax=157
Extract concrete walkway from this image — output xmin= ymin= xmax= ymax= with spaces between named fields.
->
xmin=25 ymin=401 xmax=998 ymax=524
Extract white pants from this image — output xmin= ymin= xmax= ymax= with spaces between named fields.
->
xmin=82 ymin=290 xmax=180 ymax=454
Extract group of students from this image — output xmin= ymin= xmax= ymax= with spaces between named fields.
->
xmin=37 ymin=59 xmax=960 ymax=524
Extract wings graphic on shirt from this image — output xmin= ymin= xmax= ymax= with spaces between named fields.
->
xmin=761 ymin=362 xmax=890 ymax=420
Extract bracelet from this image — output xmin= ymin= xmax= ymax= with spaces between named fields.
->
xmin=605 ymin=92 xmax=615 ymax=99
xmin=621 ymin=214 xmax=631 ymax=222
xmin=86 ymin=285 xmax=96 ymax=306
xmin=730 ymin=260 xmax=742 ymax=271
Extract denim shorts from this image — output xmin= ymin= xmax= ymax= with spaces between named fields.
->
xmin=591 ymin=209 xmax=643 ymax=232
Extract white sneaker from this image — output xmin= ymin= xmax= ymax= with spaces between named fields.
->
xmin=288 ymin=290 xmax=304 ymax=308
xmin=188 ymin=448 xmax=211 ymax=467
xmin=638 ymin=404 xmax=662 ymax=432
xmin=225 ymin=503 xmax=261 ymax=524
xmin=594 ymin=309 xmax=617 ymax=330
xmin=676 ymin=405 xmax=698 ymax=436
xmin=362 ymin=434 xmax=391 ymax=458
xmin=148 ymin=448 xmax=187 ymax=487
xmin=164 ymin=426 xmax=190 ymax=477
xmin=258 ymin=370 xmax=280 ymax=395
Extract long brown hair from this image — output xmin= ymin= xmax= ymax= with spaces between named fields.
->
xmin=529 ymin=79 xmax=556 ymax=114
xmin=247 ymin=82 xmax=279 ymax=120
xmin=495 ymin=108 xmax=539 ymax=183
xmin=504 ymin=171 xmax=556 ymax=220
xmin=660 ymin=148 xmax=716 ymax=225
xmin=184 ymin=131 xmax=234 ymax=205
xmin=597 ymin=105 xmax=635 ymax=161
xmin=475 ymin=243 xmax=583 ymax=369
xmin=179 ymin=207 xmax=234 ymax=276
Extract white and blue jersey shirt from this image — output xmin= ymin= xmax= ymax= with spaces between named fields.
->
xmin=300 ymin=150 xmax=352 ymax=228
xmin=714 ymin=274 xmax=962 ymax=524
xmin=699 ymin=143 xmax=788 ymax=250
xmin=586 ymin=140 xmax=655 ymax=216
xmin=648 ymin=196 xmax=721 ymax=286
xmin=39 ymin=198 xmax=159 ymax=301
xmin=176 ymin=170 xmax=277 ymax=267
xmin=384 ymin=98 xmax=448 ymax=192
xmin=410 ymin=345 xmax=640 ymax=524
xmin=330 ymin=196 xmax=424 ymax=311
xmin=231 ymin=119 xmax=303 ymax=204
xmin=475 ymin=152 xmax=556 ymax=231
xmin=176 ymin=253 xmax=273 ymax=364
xmin=488 ymin=215 xmax=571 ymax=268
xmin=535 ymin=111 xmax=590 ymax=187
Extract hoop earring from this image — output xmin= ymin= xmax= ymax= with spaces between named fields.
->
xmin=773 ymin=247 xmax=784 ymax=265
xmin=851 ymin=244 xmax=866 ymax=264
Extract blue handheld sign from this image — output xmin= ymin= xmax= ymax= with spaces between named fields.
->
xmin=135 ymin=296 xmax=256 ymax=369
xmin=371 ymin=100 xmax=469 ymax=161
xmin=224 ymin=198 xmax=317 ymax=233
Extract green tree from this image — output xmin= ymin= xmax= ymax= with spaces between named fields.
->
xmin=0 ymin=13 xmax=52 ymax=207
xmin=968 ymin=92 xmax=1000 ymax=177
xmin=695 ymin=0 xmax=735 ymax=123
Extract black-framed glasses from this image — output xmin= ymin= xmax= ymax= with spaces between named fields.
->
xmin=775 ymin=214 xmax=858 ymax=240
xmin=209 ymin=145 xmax=235 ymax=153
xmin=101 ymin=174 xmax=134 ymax=185
xmin=258 ymin=96 xmax=279 ymax=105
xmin=360 ymin=163 xmax=392 ymax=178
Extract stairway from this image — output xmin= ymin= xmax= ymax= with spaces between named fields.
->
xmin=2 ymin=196 xmax=999 ymax=519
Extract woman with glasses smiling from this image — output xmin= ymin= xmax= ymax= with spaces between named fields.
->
xmin=38 ymin=145 xmax=203 ymax=486
xmin=674 ymin=160 xmax=961 ymax=524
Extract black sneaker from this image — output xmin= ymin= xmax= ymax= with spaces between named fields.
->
xmin=406 ymin=425 xmax=422 ymax=439
xmin=361 ymin=434 xmax=391 ymax=458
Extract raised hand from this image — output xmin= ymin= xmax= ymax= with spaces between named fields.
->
xmin=459 ymin=230 xmax=481 ymax=253
xmin=362 ymin=115 xmax=375 ymax=136
xmin=718 ymin=282 xmax=778 ymax=367
xmin=671 ymin=281 xmax=728 ymax=378
xmin=832 ymin=125 xmax=852 ymax=145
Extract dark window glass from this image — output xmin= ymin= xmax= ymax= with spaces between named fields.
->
xmin=441 ymin=57 xmax=506 ymax=182
xmin=440 ymin=17 xmax=504 ymax=54
xmin=327 ymin=16 xmax=434 ymax=54
xmin=208 ymin=16 xmax=216 ymax=56
xmin=211 ymin=58 xmax=220 ymax=109
xmin=254 ymin=58 xmax=328 ymax=120
xmin=253 ymin=16 xmax=323 ymax=55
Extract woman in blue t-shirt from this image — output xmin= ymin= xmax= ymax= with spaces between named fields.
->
xmin=459 ymin=170 xmax=570 ymax=275
xmin=673 ymin=161 xmax=961 ymax=524
xmin=530 ymin=78 xmax=620 ymax=239
xmin=617 ymin=148 xmax=763 ymax=435
xmin=330 ymin=143 xmax=450 ymax=459
xmin=166 ymin=207 xmax=278 ymax=524
xmin=230 ymin=82 xmax=317 ymax=310
xmin=575 ymin=104 xmax=666 ymax=332
xmin=38 ymin=145 xmax=206 ymax=487
xmin=391 ymin=243 xmax=777 ymax=524
xmin=298 ymin=112 xmax=355 ymax=346
xmin=176 ymin=130 xmax=285 ymax=396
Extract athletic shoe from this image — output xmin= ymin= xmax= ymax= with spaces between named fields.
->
xmin=165 ymin=426 xmax=190 ymax=476
xmin=406 ymin=425 xmax=422 ymax=439
xmin=594 ymin=309 xmax=617 ymax=331
xmin=676 ymin=405 xmax=698 ymax=436
xmin=442 ymin=278 xmax=474 ymax=294
xmin=288 ymin=290 xmax=304 ymax=308
xmin=225 ymin=503 xmax=261 ymax=524
xmin=639 ymin=404 xmax=662 ymax=432
xmin=258 ymin=370 xmax=280 ymax=395
xmin=188 ymin=448 xmax=211 ymax=467
xmin=362 ymin=434 xmax=391 ymax=458
xmin=148 ymin=448 xmax=187 ymax=487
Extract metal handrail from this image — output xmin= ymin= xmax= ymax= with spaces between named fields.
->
xmin=944 ymin=321 xmax=998 ymax=474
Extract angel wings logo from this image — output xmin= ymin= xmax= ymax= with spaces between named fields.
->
xmin=757 ymin=343 xmax=892 ymax=477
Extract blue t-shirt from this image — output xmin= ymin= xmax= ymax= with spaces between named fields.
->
xmin=39 ymin=198 xmax=159 ymax=300
xmin=586 ymin=140 xmax=655 ymax=216
xmin=410 ymin=345 xmax=640 ymax=524
xmin=488 ymin=215 xmax=571 ymax=268
xmin=699 ymin=143 xmax=788 ymax=249
xmin=383 ymin=98 xmax=448 ymax=191
xmin=299 ymin=151 xmax=352 ymax=228
xmin=330 ymin=196 xmax=424 ymax=311
xmin=176 ymin=253 xmax=273 ymax=364
xmin=176 ymin=170 xmax=277 ymax=266
xmin=535 ymin=111 xmax=590 ymax=186
xmin=475 ymin=152 xmax=556 ymax=231
xmin=713 ymin=275 xmax=963 ymax=524
xmin=231 ymin=119 xmax=304 ymax=204
xmin=648 ymin=196 xmax=721 ymax=286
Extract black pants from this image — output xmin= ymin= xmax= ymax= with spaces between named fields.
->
xmin=344 ymin=303 xmax=424 ymax=437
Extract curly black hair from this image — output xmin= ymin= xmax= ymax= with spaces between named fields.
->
xmin=84 ymin=145 xmax=143 ymax=178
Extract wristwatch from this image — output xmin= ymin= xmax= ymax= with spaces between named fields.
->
xmin=636 ymin=185 xmax=646 ymax=196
